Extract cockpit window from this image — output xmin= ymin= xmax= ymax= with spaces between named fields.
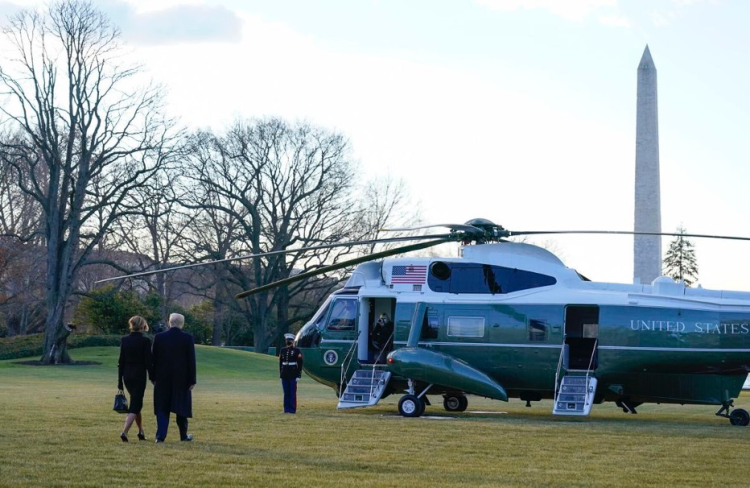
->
xmin=326 ymin=299 xmax=357 ymax=331
xmin=296 ymin=298 xmax=331 ymax=348
xmin=312 ymin=300 xmax=331 ymax=329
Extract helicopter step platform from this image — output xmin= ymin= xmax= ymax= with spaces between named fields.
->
xmin=337 ymin=368 xmax=392 ymax=409
xmin=553 ymin=373 xmax=598 ymax=416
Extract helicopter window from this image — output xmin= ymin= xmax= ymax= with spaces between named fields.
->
xmin=296 ymin=299 xmax=332 ymax=348
xmin=447 ymin=316 xmax=485 ymax=338
xmin=326 ymin=299 xmax=357 ymax=331
xmin=430 ymin=261 xmax=452 ymax=281
xmin=428 ymin=263 xmax=556 ymax=294
xmin=312 ymin=301 xmax=331 ymax=329
xmin=528 ymin=319 xmax=547 ymax=342
xmin=421 ymin=308 xmax=439 ymax=340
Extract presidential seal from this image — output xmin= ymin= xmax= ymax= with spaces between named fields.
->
xmin=323 ymin=349 xmax=339 ymax=366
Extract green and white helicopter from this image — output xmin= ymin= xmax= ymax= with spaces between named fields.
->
xmin=107 ymin=219 xmax=750 ymax=425
xmin=233 ymin=219 xmax=750 ymax=426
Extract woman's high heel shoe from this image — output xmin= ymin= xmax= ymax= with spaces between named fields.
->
xmin=137 ymin=432 xmax=146 ymax=441
xmin=120 ymin=432 xmax=128 ymax=443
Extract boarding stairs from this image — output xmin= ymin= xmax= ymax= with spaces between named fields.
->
xmin=552 ymin=341 xmax=598 ymax=416
xmin=336 ymin=330 xmax=393 ymax=409
xmin=553 ymin=373 xmax=598 ymax=416
xmin=337 ymin=367 xmax=391 ymax=409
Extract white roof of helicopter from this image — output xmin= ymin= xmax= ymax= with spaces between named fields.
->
xmin=344 ymin=241 xmax=750 ymax=311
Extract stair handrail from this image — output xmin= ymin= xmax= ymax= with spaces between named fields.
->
xmin=339 ymin=330 xmax=361 ymax=396
xmin=369 ymin=331 xmax=395 ymax=399
xmin=584 ymin=339 xmax=598 ymax=405
xmin=553 ymin=342 xmax=566 ymax=402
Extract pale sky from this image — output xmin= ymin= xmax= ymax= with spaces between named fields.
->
xmin=5 ymin=0 xmax=750 ymax=290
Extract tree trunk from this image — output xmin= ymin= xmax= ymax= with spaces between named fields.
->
xmin=253 ymin=313 xmax=271 ymax=354
xmin=40 ymin=265 xmax=75 ymax=364
xmin=40 ymin=321 xmax=72 ymax=364
xmin=20 ymin=305 xmax=28 ymax=335
xmin=275 ymin=286 xmax=290 ymax=352
xmin=212 ymin=313 xmax=224 ymax=346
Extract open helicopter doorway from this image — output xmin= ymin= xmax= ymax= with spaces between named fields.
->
xmin=564 ymin=305 xmax=599 ymax=370
xmin=357 ymin=298 xmax=396 ymax=364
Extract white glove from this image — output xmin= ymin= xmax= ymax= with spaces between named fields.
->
xmin=295 ymin=378 xmax=300 ymax=383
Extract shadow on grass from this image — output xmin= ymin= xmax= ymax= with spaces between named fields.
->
xmin=14 ymin=360 xmax=102 ymax=366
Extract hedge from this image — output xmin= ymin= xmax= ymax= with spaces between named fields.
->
xmin=0 ymin=333 xmax=121 ymax=360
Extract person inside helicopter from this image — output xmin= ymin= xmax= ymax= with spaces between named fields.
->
xmin=369 ymin=312 xmax=394 ymax=363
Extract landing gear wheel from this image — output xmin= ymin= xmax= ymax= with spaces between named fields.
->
xmin=458 ymin=395 xmax=468 ymax=411
xmin=443 ymin=394 xmax=468 ymax=412
xmin=418 ymin=397 xmax=427 ymax=416
xmin=729 ymin=408 xmax=750 ymax=426
xmin=398 ymin=395 xmax=423 ymax=418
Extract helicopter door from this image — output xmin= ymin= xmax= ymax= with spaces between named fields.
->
xmin=564 ymin=306 xmax=599 ymax=370
xmin=358 ymin=298 xmax=396 ymax=363
xmin=419 ymin=306 xmax=441 ymax=344
xmin=405 ymin=303 xmax=440 ymax=347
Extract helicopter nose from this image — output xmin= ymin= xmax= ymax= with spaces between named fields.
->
xmin=295 ymin=322 xmax=322 ymax=348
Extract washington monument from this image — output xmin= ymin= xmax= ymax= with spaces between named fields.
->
xmin=633 ymin=45 xmax=661 ymax=284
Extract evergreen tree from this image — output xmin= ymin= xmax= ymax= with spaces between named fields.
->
xmin=663 ymin=226 xmax=699 ymax=286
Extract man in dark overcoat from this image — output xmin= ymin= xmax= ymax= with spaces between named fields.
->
xmin=152 ymin=313 xmax=196 ymax=443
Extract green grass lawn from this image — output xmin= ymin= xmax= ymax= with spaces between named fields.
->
xmin=1 ymin=346 xmax=749 ymax=487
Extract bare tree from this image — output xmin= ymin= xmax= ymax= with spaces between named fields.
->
xmin=354 ymin=175 xmax=422 ymax=254
xmin=0 ymin=138 xmax=43 ymax=238
xmin=0 ymin=236 xmax=46 ymax=335
xmin=186 ymin=119 xmax=365 ymax=353
xmin=0 ymin=1 xmax=176 ymax=363
xmin=0 ymin=138 xmax=45 ymax=335
xmin=181 ymin=194 xmax=246 ymax=345
xmin=107 ymin=168 xmax=197 ymax=319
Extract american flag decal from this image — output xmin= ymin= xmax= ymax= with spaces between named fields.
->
xmin=391 ymin=265 xmax=427 ymax=285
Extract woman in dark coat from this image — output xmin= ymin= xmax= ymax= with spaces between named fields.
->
xmin=117 ymin=315 xmax=153 ymax=442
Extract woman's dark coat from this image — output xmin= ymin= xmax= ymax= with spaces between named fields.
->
xmin=117 ymin=332 xmax=153 ymax=414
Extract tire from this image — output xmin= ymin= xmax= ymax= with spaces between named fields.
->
xmin=398 ymin=394 xmax=423 ymax=418
xmin=457 ymin=395 xmax=468 ymax=412
xmin=442 ymin=394 xmax=468 ymax=412
xmin=729 ymin=408 xmax=750 ymax=426
xmin=418 ymin=397 xmax=427 ymax=416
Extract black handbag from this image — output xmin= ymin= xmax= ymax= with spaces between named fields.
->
xmin=113 ymin=390 xmax=129 ymax=414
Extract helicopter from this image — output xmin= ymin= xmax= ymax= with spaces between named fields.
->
xmin=102 ymin=218 xmax=750 ymax=425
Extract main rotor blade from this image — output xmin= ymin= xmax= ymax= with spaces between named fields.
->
xmin=235 ymin=238 xmax=451 ymax=299
xmin=95 ymin=233 xmax=452 ymax=284
xmin=509 ymin=230 xmax=750 ymax=241
xmin=381 ymin=223 xmax=484 ymax=233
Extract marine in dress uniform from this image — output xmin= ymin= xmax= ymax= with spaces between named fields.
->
xmin=279 ymin=333 xmax=303 ymax=413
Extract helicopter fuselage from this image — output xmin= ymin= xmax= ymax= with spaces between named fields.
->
xmin=295 ymin=242 xmax=750 ymax=414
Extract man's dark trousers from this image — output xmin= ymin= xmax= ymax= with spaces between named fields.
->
xmin=156 ymin=411 xmax=189 ymax=440
xmin=281 ymin=378 xmax=297 ymax=413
